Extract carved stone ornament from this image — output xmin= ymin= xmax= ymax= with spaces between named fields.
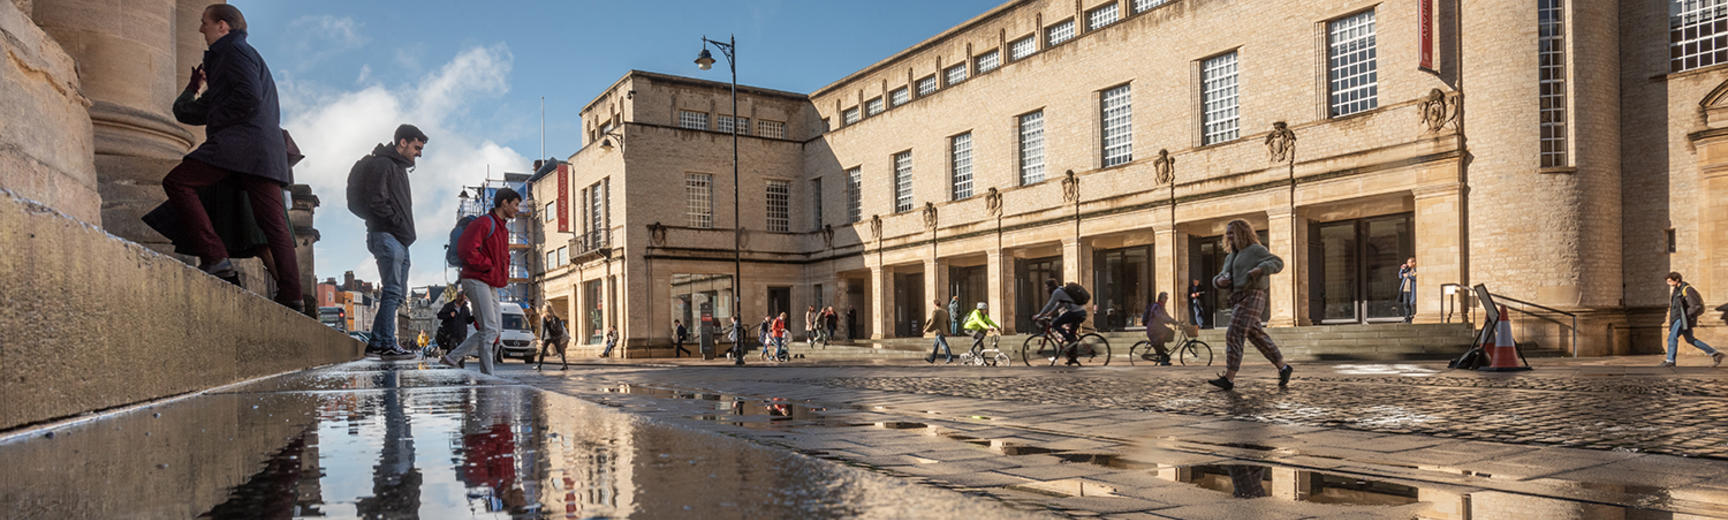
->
xmin=1153 ymin=149 xmax=1175 ymax=185
xmin=647 ymin=221 xmax=667 ymax=247
xmin=737 ymin=227 xmax=751 ymax=250
xmin=821 ymin=224 xmax=835 ymax=249
xmin=1265 ymin=121 xmax=1297 ymax=165
xmin=1418 ymin=88 xmax=1462 ymax=134
xmin=922 ymin=202 xmax=938 ymax=231
xmin=1061 ymin=170 xmax=1079 ymax=202
xmin=869 ymin=214 xmax=883 ymax=240
xmin=984 ymin=187 xmax=1003 ymax=217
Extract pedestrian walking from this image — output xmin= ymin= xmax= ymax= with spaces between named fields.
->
xmin=435 ymin=291 xmax=472 ymax=357
xmin=1142 ymin=292 xmax=1178 ymax=365
xmin=726 ymin=315 xmax=744 ymax=360
xmin=1189 ymin=279 xmax=1209 ymax=329
xmin=159 ymin=4 xmax=301 ymax=311
xmin=1662 ymin=272 xmax=1724 ymax=367
xmin=947 ymin=295 xmax=961 ymax=336
xmin=416 ymin=330 xmax=429 ymax=356
xmin=846 ymin=307 xmax=858 ymax=341
xmin=758 ymin=316 xmax=774 ymax=358
xmin=822 ymin=306 xmax=839 ymax=343
xmin=770 ymin=313 xmax=790 ymax=360
xmin=600 ymin=326 xmax=618 ymax=358
xmin=925 ymin=299 xmax=954 ymax=364
xmin=1206 ymin=219 xmax=1293 ymax=391
xmin=347 ymin=124 xmax=428 ymax=358
xmin=438 ymin=188 xmax=521 ymax=376
xmin=1398 ymin=257 xmax=1417 ymax=323
xmin=537 ymin=314 xmax=568 ymax=370
xmin=673 ymin=319 xmax=692 ymax=357
xmin=803 ymin=305 xmax=819 ymax=344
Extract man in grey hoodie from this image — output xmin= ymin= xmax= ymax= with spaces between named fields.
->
xmin=348 ymin=124 xmax=427 ymax=358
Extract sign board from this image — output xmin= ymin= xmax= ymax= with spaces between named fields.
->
xmin=1418 ymin=0 xmax=1435 ymax=71
xmin=698 ymin=302 xmax=716 ymax=359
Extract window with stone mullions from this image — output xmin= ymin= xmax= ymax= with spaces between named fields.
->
xmin=847 ymin=167 xmax=862 ymax=223
xmin=1670 ymin=0 xmax=1727 ymax=72
xmin=1087 ymin=3 xmax=1119 ymax=31
xmin=1010 ymin=36 xmax=1037 ymax=61
xmin=1047 ymin=19 xmax=1076 ymax=45
xmin=678 ymin=110 xmax=709 ymax=130
xmin=975 ymin=50 xmax=1000 ymax=74
xmin=758 ymin=120 xmax=787 ymax=139
xmin=1100 ymin=84 xmax=1133 ymax=167
xmin=890 ymin=87 xmax=910 ymax=107
xmin=893 ymin=152 xmax=914 ymax=213
xmin=717 ymin=115 xmax=750 ymax=135
xmin=1539 ymin=0 xmax=1567 ymax=168
xmin=766 ymin=180 xmax=790 ymax=232
xmin=950 ymin=133 xmax=974 ymax=200
xmin=1327 ymin=10 xmax=1379 ymax=117
xmin=843 ymin=107 xmax=860 ymax=125
xmin=865 ymin=97 xmax=884 ymax=117
xmin=1019 ymin=111 xmax=1046 ymax=185
xmin=686 ymin=173 xmax=713 ymax=228
xmin=1133 ymin=0 xmax=1169 ymax=13
xmin=945 ymin=64 xmax=968 ymax=86
xmin=917 ymin=76 xmax=938 ymax=96
xmin=1202 ymin=52 xmax=1240 ymax=145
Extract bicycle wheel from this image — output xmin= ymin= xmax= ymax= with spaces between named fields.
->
xmin=1020 ymin=335 xmax=1057 ymax=366
xmin=1180 ymin=340 xmax=1214 ymax=366
xmin=1127 ymin=340 xmax=1150 ymax=366
xmin=992 ymin=352 xmax=1010 ymax=366
xmin=1073 ymin=333 xmax=1111 ymax=366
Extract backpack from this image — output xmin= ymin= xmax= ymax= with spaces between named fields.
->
xmin=1064 ymin=282 xmax=1091 ymax=306
xmin=346 ymin=155 xmax=379 ymax=220
xmin=444 ymin=215 xmax=496 ymax=268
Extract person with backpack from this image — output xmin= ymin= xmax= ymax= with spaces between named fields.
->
xmin=1034 ymin=278 xmax=1090 ymax=366
xmin=347 ymin=124 xmax=427 ymax=359
xmin=438 ymin=188 xmax=521 ymax=376
xmin=537 ymin=313 xmax=568 ymax=370
xmin=1207 ymin=219 xmax=1294 ymax=391
xmin=1663 ymin=272 xmax=1724 ymax=367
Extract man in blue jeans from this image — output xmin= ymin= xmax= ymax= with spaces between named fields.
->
xmin=349 ymin=124 xmax=428 ymax=358
xmin=1662 ymin=272 xmax=1725 ymax=368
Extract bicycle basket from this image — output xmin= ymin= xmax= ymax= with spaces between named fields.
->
xmin=1181 ymin=324 xmax=1200 ymax=338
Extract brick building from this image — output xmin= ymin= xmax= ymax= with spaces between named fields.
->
xmin=531 ymin=0 xmax=1728 ymax=357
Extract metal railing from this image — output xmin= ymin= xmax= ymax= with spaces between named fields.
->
xmin=1488 ymin=292 xmax=1579 ymax=358
xmin=1441 ymin=283 xmax=1578 ymax=357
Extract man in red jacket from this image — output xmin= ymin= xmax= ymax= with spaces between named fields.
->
xmin=439 ymin=188 xmax=522 ymax=375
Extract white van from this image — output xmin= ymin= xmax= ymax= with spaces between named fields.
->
xmin=497 ymin=304 xmax=537 ymax=361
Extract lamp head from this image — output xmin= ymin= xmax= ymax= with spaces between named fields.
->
xmin=695 ymin=47 xmax=715 ymax=70
xmin=600 ymin=136 xmax=615 ymax=151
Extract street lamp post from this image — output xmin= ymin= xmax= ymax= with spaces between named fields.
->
xmin=697 ymin=34 xmax=745 ymax=365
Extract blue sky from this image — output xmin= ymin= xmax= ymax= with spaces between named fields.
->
xmin=230 ymin=0 xmax=1002 ymax=288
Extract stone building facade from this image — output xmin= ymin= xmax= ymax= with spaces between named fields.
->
xmin=533 ymin=0 xmax=1728 ymax=357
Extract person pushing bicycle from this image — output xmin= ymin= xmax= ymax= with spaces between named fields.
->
xmin=962 ymin=302 xmax=1001 ymax=355
xmin=1034 ymin=278 xmax=1089 ymax=366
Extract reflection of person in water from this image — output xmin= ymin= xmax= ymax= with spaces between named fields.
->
xmin=462 ymin=421 xmax=519 ymax=512
xmin=356 ymin=366 xmax=423 ymax=516
xmin=1227 ymin=465 xmax=1270 ymax=498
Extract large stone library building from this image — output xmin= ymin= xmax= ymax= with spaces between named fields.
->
xmin=531 ymin=0 xmax=1728 ymax=357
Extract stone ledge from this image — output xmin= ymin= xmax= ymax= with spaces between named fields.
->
xmin=0 ymin=188 xmax=360 ymax=431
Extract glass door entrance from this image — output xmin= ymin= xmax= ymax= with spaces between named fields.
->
xmin=893 ymin=273 xmax=924 ymax=337
xmin=1014 ymin=257 xmax=1062 ymax=333
xmin=1309 ymin=214 xmax=1413 ymax=324
xmin=1092 ymin=246 xmax=1152 ymax=331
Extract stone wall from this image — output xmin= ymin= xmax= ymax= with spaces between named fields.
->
xmin=0 ymin=0 xmax=97 ymax=224
xmin=0 ymin=188 xmax=359 ymax=431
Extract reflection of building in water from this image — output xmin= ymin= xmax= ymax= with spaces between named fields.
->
xmin=534 ymin=393 xmax=634 ymax=516
xmin=457 ymin=386 xmax=545 ymax=516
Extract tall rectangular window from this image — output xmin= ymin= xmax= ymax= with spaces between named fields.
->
xmin=1101 ymin=84 xmax=1133 ymax=167
xmin=1539 ymin=0 xmax=1567 ymax=168
xmin=589 ymin=179 xmax=606 ymax=240
xmin=766 ymin=180 xmax=790 ymax=232
xmin=1019 ymin=111 xmax=1046 ymax=185
xmin=678 ymin=110 xmax=709 ymax=130
xmin=865 ymin=97 xmax=884 ymax=116
xmin=717 ymin=115 xmax=750 ymax=135
xmin=1010 ymin=36 xmax=1037 ymax=60
xmin=893 ymin=151 xmax=914 ymax=213
xmin=847 ymin=167 xmax=862 ymax=223
xmin=916 ymin=76 xmax=938 ymax=96
xmin=1201 ymin=52 xmax=1241 ymax=145
xmin=685 ymin=173 xmax=712 ymax=228
xmin=546 ymin=250 xmax=556 ymax=268
xmin=1671 ymin=0 xmax=1727 ymax=72
xmin=950 ymin=133 xmax=974 ymax=200
xmin=1133 ymin=0 xmax=1169 ymax=13
xmin=543 ymin=201 xmax=555 ymax=222
xmin=1328 ymin=10 xmax=1379 ymax=117
xmin=811 ymin=179 xmax=823 ymax=228
xmin=975 ymin=50 xmax=1001 ymax=73
xmin=843 ymin=107 xmax=860 ymax=125
xmin=1087 ymin=3 xmax=1119 ymax=31
xmin=945 ymin=64 xmax=968 ymax=86
xmin=890 ymin=87 xmax=910 ymax=107
xmin=1047 ymin=19 xmax=1076 ymax=45
xmin=758 ymin=120 xmax=787 ymax=139
xmin=558 ymin=247 xmax=568 ymax=266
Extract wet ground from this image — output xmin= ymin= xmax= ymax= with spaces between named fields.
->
xmin=5 ymin=355 xmax=1728 ymax=519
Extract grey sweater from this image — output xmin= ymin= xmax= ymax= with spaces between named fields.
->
xmin=1218 ymin=243 xmax=1284 ymax=292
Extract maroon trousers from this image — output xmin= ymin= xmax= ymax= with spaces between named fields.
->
xmin=162 ymin=158 xmax=302 ymax=302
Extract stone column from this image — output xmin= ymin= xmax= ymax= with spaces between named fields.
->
xmin=1154 ymin=225 xmax=1191 ymax=322
xmin=987 ymin=249 xmax=1014 ymax=334
xmin=1692 ymin=130 xmax=1728 ymax=349
xmin=0 ymin=0 xmax=99 ymax=224
xmin=289 ymin=185 xmax=319 ymax=308
xmin=1413 ymin=182 xmax=1468 ymax=326
xmin=869 ymin=264 xmax=892 ymax=339
xmin=924 ymin=257 xmax=947 ymax=334
xmin=1061 ymin=238 xmax=1089 ymax=287
xmin=33 ymin=0 xmax=198 ymax=248
xmin=1266 ymin=207 xmax=1309 ymax=327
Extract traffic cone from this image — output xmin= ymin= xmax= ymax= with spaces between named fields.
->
xmin=1481 ymin=305 xmax=1531 ymax=372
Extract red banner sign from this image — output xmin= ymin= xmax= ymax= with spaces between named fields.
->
xmin=1418 ymin=0 xmax=1434 ymax=71
xmin=556 ymin=163 xmax=569 ymax=233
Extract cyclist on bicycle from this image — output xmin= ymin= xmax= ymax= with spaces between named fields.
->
xmin=1142 ymin=292 xmax=1178 ymax=365
xmin=1034 ymin=279 xmax=1089 ymax=365
xmin=962 ymin=302 xmax=1001 ymax=353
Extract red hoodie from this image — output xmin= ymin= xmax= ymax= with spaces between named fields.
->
xmin=458 ymin=213 xmax=509 ymax=288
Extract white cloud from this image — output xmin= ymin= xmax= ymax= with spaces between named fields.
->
xmin=285 ymin=16 xmax=370 ymax=72
xmin=356 ymin=64 xmax=372 ymax=84
xmin=283 ymin=44 xmax=527 ymax=289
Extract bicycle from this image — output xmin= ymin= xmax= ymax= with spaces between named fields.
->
xmin=1128 ymin=323 xmax=1214 ymax=366
xmin=958 ymin=332 xmax=1011 ymax=366
xmin=1019 ymin=316 xmax=1111 ymax=366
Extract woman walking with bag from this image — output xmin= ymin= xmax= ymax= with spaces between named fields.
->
xmin=1206 ymin=219 xmax=1294 ymax=391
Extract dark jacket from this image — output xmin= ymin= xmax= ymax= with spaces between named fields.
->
xmin=348 ymin=144 xmax=418 ymax=245
xmin=1670 ymin=283 xmax=1706 ymax=329
xmin=437 ymin=300 xmax=472 ymax=342
xmin=458 ymin=213 xmax=509 ymax=288
xmin=183 ymin=31 xmax=289 ymax=185
xmin=675 ymin=324 xmax=688 ymax=341
xmin=543 ymin=317 xmax=565 ymax=343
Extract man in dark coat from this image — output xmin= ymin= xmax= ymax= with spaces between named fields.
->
xmin=436 ymin=292 xmax=473 ymax=356
xmin=160 ymin=4 xmax=301 ymax=309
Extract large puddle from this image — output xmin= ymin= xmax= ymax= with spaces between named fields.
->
xmin=0 ymin=364 xmax=1049 ymax=519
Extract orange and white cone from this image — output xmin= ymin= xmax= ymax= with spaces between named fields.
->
xmin=1481 ymin=305 xmax=1531 ymax=372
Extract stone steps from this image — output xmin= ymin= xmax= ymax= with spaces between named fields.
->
xmin=832 ymin=323 xmax=1486 ymax=362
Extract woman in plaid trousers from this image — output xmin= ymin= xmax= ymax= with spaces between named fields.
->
xmin=1207 ymin=219 xmax=1294 ymax=391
